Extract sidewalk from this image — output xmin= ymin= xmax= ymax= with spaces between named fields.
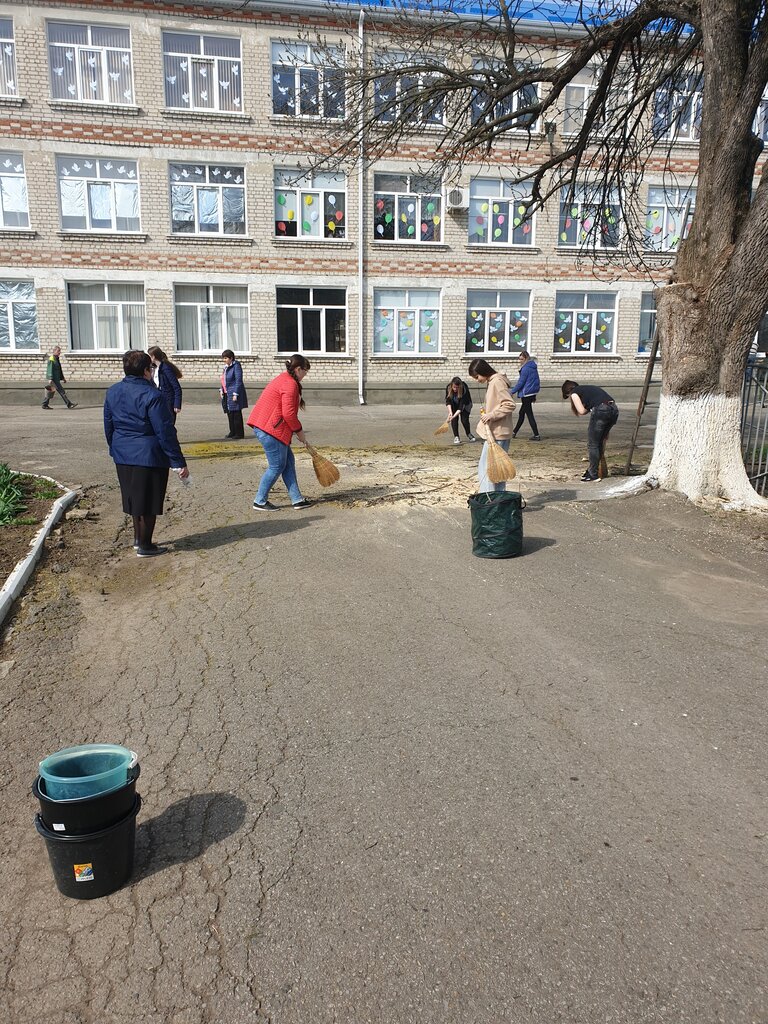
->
xmin=0 ymin=403 xmax=765 ymax=1024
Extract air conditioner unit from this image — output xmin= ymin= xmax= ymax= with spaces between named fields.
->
xmin=446 ymin=186 xmax=469 ymax=211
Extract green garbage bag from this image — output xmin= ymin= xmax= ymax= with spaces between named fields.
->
xmin=468 ymin=491 xmax=524 ymax=559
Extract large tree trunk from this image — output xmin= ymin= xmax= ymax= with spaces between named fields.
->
xmin=640 ymin=284 xmax=768 ymax=508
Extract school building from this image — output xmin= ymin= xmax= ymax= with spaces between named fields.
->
xmin=0 ymin=0 xmax=760 ymax=403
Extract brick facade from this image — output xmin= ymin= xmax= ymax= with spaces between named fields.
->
xmin=0 ymin=0 xmax=727 ymax=394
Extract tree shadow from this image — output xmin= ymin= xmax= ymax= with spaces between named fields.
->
xmin=173 ymin=516 xmax=321 ymax=551
xmin=523 ymin=488 xmax=579 ymax=509
xmin=133 ymin=792 xmax=247 ymax=880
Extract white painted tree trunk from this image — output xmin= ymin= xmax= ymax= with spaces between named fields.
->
xmin=621 ymin=393 xmax=768 ymax=509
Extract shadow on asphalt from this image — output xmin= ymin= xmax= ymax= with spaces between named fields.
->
xmin=521 ymin=536 xmax=558 ymax=555
xmin=133 ymin=792 xmax=247 ymax=880
xmin=523 ymin=488 xmax=579 ymax=509
xmin=174 ymin=516 xmax=321 ymax=550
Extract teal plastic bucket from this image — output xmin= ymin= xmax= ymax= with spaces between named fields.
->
xmin=39 ymin=744 xmax=138 ymax=801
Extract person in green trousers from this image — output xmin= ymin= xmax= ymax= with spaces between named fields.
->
xmin=42 ymin=346 xmax=77 ymax=409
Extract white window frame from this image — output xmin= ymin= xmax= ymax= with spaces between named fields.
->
xmin=169 ymin=162 xmax=246 ymax=236
xmin=373 ymin=173 xmax=443 ymax=244
xmin=559 ymin=184 xmax=621 ymax=250
xmin=57 ymin=155 xmax=140 ymax=233
xmin=0 ymin=281 xmax=39 ymax=350
xmin=0 ymin=18 xmax=18 ymax=97
xmin=644 ymin=185 xmax=696 ymax=252
xmin=638 ymin=292 xmax=656 ymax=355
xmin=470 ymin=58 xmax=539 ymax=132
xmin=162 ymin=31 xmax=242 ymax=113
xmin=274 ymin=169 xmax=346 ymax=240
xmin=468 ymin=177 xmax=534 ymax=246
xmin=373 ymin=288 xmax=441 ymax=356
xmin=271 ymin=41 xmax=345 ymax=119
xmin=174 ymin=284 xmax=249 ymax=354
xmin=47 ymin=21 xmax=134 ymax=105
xmin=653 ymin=73 xmax=702 ymax=143
xmin=754 ymin=92 xmax=768 ymax=141
xmin=0 ymin=152 xmax=29 ymax=229
xmin=554 ymin=291 xmax=617 ymax=355
xmin=466 ymin=289 xmax=531 ymax=356
xmin=373 ymin=51 xmax=445 ymax=127
xmin=68 ymin=282 xmax=146 ymax=351
xmin=275 ymin=286 xmax=347 ymax=354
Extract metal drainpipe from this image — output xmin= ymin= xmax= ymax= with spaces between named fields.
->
xmin=357 ymin=7 xmax=366 ymax=405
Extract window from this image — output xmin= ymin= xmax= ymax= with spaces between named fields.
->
xmin=653 ymin=73 xmax=702 ymax=142
xmin=170 ymin=163 xmax=245 ymax=235
xmin=68 ymin=282 xmax=145 ymax=350
xmin=373 ymin=288 xmax=440 ymax=355
xmin=0 ymin=153 xmax=29 ymax=228
xmin=373 ymin=173 xmax=442 ymax=243
xmin=57 ymin=155 xmax=139 ymax=232
xmin=559 ymin=185 xmax=621 ymax=249
xmin=274 ymin=169 xmax=346 ymax=239
xmin=470 ymin=59 xmax=538 ymax=130
xmin=271 ymin=41 xmax=344 ymax=118
xmin=373 ymin=51 xmax=444 ymax=126
xmin=0 ymin=19 xmax=18 ymax=97
xmin=469 ymin=178 xmax=534 ymax=245
xmin=163 ymin=32 xmax=242 ymax=113
xmin=466 ymin=290 xmax=530 ymax=355
xmin=48 ymin=22 xmax=133 ymax=105
xmin=754 ymin=93 xmax=768 ymax=141
xmin=175 ymin=285 xmax=249 ymax=353
xmin=276 ymin=287 xmax=346 ymax=354
xmin=638 ymin=292 xmax=656 ymax=354
xmin=554 ymin=291 xmax=616 ymax=354
xmin=644 ymin=186 xmax=695 ymax=252
xmin=0 ymin=281 xmax=38 ymax=350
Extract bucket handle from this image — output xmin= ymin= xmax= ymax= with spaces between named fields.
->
xmin=128 ymin=752 xmax=140 ymax=782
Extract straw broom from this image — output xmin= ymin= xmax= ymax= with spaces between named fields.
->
xmin=485 ymin=425 xmax=517 ymax=483
xmin=434 ymin=420 xmax=451 ymax=436
xmin=305 ymin=443 xmax=340 ymax=487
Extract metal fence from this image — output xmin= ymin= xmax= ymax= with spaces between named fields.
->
xmin=742 ymin=361 xmax=768 ymax=495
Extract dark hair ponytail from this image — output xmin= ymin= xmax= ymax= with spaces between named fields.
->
xmin=285 ymin=353 xmax=311 ymax=409
xmin=148 ymin=345 xmax=183 ymax=379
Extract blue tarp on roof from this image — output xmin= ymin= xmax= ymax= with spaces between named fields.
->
xmin=319 ymin=0 xmax=617 ymax=28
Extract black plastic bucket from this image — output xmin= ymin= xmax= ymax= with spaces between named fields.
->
xmin=35 ymin=795 xmax=141 ymax=900
xmin=33 ymin=765 xmax=140 ymax=836
xmin=468 ymin=491 xmax=525 ymax=558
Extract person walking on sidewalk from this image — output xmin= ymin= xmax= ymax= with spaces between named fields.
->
xmin=221 ymin=349 xmax=247 ymax=439
xmin=148 ymin=346 xmax=183 ymax=423
xmin=42 ymin=346 xmax=77 ymax=409
xmin=509 ymin=351 xmax=541 ymax=440
xmin=468 ymin=357 xmax=516 ymax=493
xmin=247 ymin=354 xmax=313 ymax=511
xmin=561 ymin=379 xmax=619 ymax=481
xmin=444 ymin=376 xmax=476 ymax=445
xmin=104 ymin=350 xmax=189 ymax=557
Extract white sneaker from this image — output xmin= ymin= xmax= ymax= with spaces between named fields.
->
xmin=453 ymin=436 xmax=461 ymax=445
xmin=467 ymin=434 xmax=477 ymax=441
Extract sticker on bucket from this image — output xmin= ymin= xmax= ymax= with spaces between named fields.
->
xmin=73 ymin=863 xmax=94 ymax=883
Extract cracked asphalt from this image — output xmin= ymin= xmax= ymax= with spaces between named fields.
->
xmin=0 ymin=402 xmax=766 ymax=1024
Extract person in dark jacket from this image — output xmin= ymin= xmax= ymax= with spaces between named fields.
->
xmin=148 ymin=346 xmax=183 ymax=423
xmin=509 ymin=351 xmax=541 ymax=440
xmin=220 ymin=349 xmax=248 ymax=439
xmin=104 ymin=350 xmax=188 ymax=556
xmin=562 ymin=379 xmax=619 ymax=481
xmin=42 ymin=346 xmax=77 ymax=409
xmin=444 ymin=377 xmax=476 ymax=444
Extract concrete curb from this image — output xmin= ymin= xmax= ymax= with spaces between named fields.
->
xmin=0 ymin=476 xmax=80 ymax=629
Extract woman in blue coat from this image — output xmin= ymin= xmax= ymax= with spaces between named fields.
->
xmin=221 ymin=349 xmax=248 ymax=439
xmin=148 ymin=346 xmax=183 ymax=423
xmin=104 ymin=350 xmax=188 ymax=557
xmin=509 ymin=350 xmax=541 ymax=441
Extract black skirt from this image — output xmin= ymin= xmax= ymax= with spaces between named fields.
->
xmin=115 ymin=464 xmax=169 ymax=516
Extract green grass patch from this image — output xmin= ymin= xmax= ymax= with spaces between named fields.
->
xmin=0 ymin=463 xmax=26 ymax=525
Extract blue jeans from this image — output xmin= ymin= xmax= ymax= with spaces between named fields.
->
xmin=253 ymin=428 xmax=303 ymax=505
xmin=478 ymin=438 xmax=511 ymax=493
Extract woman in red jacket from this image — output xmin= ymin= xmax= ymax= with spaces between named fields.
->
xmin=247 ymin=354 xmax=313 ymax=511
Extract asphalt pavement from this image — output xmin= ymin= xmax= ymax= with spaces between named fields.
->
xmin=0 ymin=401 xmax=766 ymax=1024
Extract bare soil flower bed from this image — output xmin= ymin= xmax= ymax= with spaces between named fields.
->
xmin=0 ymin=475 xmax=64 ymax=583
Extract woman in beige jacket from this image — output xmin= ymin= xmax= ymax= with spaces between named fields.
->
xmin=468 ymin=358 xmax=517 ymax=492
